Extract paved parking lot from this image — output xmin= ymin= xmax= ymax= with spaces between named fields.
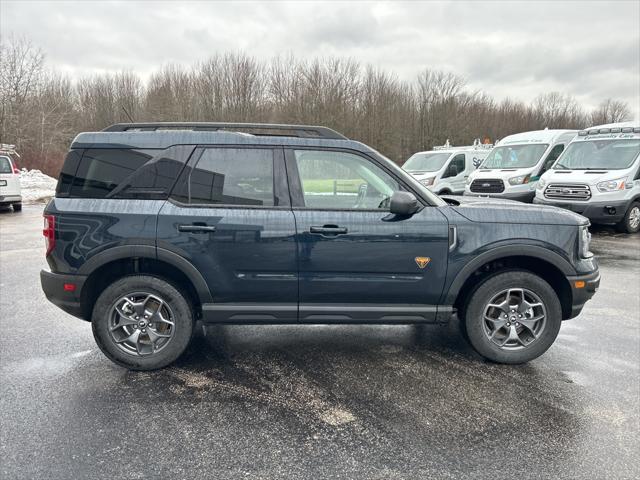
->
xmin=1 ymin=204 xmax=639 ymax=479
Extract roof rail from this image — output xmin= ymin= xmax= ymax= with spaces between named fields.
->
xmin=102 ymin=122 xmax=348 ymax=140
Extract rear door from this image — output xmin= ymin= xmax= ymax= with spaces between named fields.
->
xmin=158 ymin=146 xmax=298 ymax=322
xmin=287 ymin=148 xmax=450 ymax=323
xmin=0 ymin=156 xmax=20 ymax=199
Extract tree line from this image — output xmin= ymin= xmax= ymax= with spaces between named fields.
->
xmin=0 ymin=35 xmax=632 ymax=177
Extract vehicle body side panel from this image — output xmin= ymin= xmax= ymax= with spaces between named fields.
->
xmin=44 ymin=198 xmax=162 ymax=273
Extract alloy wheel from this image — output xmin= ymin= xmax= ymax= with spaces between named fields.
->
xmin=108 ymin=292 xmax=176 ymax=356
xmin=482 ymin=288 xmax=547 ymax=350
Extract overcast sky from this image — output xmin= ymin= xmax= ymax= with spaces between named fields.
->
xmin=2 ymin=0 xmax=639 ymax=119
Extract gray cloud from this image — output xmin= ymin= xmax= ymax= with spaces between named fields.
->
xmin=1 ymin=0 xmax=638 ymax=119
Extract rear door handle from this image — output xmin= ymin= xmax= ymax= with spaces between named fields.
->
xmin=178 ymin=224 xmax=216 ymax=233
xmin=310 ymin=225 xmax=348 ymax=235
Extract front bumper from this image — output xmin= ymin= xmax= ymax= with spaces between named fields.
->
xmin=464 ymin=190 xmax=535 ymax=203
xmin=40 ymin=270 xmax=88 ymax=320
xmin=534 ymin=197 xmax=630 ymax=224
xmin=566 ymin=269 xmax=600 ymax=319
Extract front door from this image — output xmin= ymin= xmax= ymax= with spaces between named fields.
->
xmin=286 ymin=148 xmax=450 ymax=323
xmin=157 ymin=146 xmax=298 ymax=322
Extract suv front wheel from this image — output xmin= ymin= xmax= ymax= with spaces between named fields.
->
xmin=462 ymin=271 xmax=562 ymax=364
xmin=92 ymin=275 xmax=194 ymax=370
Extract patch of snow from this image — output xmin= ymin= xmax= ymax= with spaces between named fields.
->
xmin=19 ymin=168 xmax=57 ymax=204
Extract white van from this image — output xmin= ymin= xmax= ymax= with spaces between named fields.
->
xmin=534 ymin=122 xmax=640 ymax=233
xmin=0 ymin=144 xmax=22 ymax=212
xmin=402 ymin=139 xmax=493 ymax=195
xmin=464 ymin=129 xmax=577 ymax=202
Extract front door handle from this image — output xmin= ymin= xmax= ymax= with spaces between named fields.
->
xmin=310 ymin=225 xmax=348 ymax=235
xmin=178 ymin=224 xmax=216 ymax=233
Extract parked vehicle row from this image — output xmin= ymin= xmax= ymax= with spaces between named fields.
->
xmin=403 ymin=122 xmax=640 ymax=233
xmin=40 ymin=122 xmax=599 ymax=370
xmin=0 ymin=144 xmax=22 ymax=212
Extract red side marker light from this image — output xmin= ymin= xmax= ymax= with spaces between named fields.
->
xmin=63 ymin=283 xmax=76 ymax=292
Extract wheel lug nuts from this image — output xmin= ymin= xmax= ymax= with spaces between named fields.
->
xmin=142 ymin=329 xmax=146 ymax=333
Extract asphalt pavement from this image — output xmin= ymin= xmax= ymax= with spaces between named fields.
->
xmin=1 ymin=204 xmax=638 ymax=479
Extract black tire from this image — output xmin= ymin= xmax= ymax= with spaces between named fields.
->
xmin=12 ymin=203 xmax=22 ymax=212
xmin=462 ymin=270 xmax=562 ymax=364
xmin=615 ymin=201 xmax=640 ymax=234
xmin=92 ymin=275 xmax=194 ymax=370
xmin=438 ymin=190 xmax=451 ymax=195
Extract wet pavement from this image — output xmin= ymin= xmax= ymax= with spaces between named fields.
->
xmin=1 ymin=205 xmax=639 ymax=479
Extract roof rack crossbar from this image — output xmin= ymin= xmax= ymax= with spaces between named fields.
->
xmin=102 ymin=122 xmax=348 ymax=140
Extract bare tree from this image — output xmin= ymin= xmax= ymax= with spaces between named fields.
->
xmin=1 ymin=34 xmax=634 ymax=176
xmin=590 ymin=98 xmax=632 ymax=125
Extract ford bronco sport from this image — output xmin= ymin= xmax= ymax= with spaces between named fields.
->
xmin=40 ymin=123 xmax=600 ymax=370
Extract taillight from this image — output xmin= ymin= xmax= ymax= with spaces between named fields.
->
xmin=12 ymin=165 xmax=19 ymax=174
xmin=43 ymin=214 xmax=55 ymax=256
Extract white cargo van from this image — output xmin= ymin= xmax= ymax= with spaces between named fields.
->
xmin=464 ymin=129 xmax=577 ymax=202
xmin=0 ymin=144 xmax=22 ymax=212
xmin=534 ymin=122 xmax=640 ymax=233
xmin=402 ymin=139 xmax=492 ymax=195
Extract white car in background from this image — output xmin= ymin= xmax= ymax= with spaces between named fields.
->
xmin=534 ymin=121 xmax=640 ymax=233
xmin=402 ymin=139 xmax=493 ymax=195
xmin=0 ymin=144 xmax=22 ymax=212
xmin=465 ymin=129 xmax=577 ymax=202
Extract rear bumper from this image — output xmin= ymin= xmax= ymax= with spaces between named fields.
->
xmin=566 ymin=269 xmax=600 ymax=319
xmin=0 ymin=194 xmax=22 ymax=204
xmin=465 ymin=190 xmax=535 ymax=203
xmin=534 ymin=198 xmax=630 ymax=224
xmin=40 ymin=270 xmax=88 ymax=320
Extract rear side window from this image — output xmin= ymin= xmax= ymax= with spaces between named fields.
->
xmin=0 ymin=156 xmax=12 ymax=174
xmin=70 ymin=149 xmax=155 ymax=198
xmin=171 ymin=148 xmax=275 ymax=206
xmin=65 ymin=147 xmax=191 ymax=199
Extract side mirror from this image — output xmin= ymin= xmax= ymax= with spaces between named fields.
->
xmin=390 ymin=191 xmax=419 ymax=216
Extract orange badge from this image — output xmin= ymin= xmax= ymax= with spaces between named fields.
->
xmin=415 ymin=257 xmax=431 ymax=269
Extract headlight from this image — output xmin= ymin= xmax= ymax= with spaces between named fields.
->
xmin=508 ymin=174 xmax=531 ymax=185
xmin=420 ymin=177 xmax=435 ymax=187
xmin=536 ymin=178 xmax=547 ymax=190
xmin=579 ymin=225 xmax=592 ymax=258
xmin=597 ymin=176 xmax=629 ymax=192
xmin=465 ymin=176 xmax=473 ymax=185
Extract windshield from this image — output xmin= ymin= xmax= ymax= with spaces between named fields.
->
xmin=403 ymin=152 xmax=451 ymax=172
xmin=481 ymin=144 xmax=548 ymax=169
xmin=553 ymin=139 xmax=640 ymax=170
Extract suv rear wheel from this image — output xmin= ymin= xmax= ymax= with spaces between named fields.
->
xmin=616 ymin=201 xmax=640 ymax=234
xmin=92 ymin=275 xmax=194 ymax=370
xmin=462 ymin=270 xmax=562 ymax=364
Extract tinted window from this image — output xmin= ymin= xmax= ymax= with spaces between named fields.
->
xmin=70 ymin=149 xmax=157 ymax=198
xmin=295 ymin=150 xmax=399 ymax=210
xmin=444 ymin=154 xmax=465 ymax=177
xmin=173 ymin=148 xmax=275 ymax=206
xmin=56 ymin=150 xmax=83 ymax=195
xmin=0 ymin=156 xmax=12 ymax=174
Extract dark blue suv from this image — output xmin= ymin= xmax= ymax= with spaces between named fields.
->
xmin=40 ymin=123 xmax=600 ymax=370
